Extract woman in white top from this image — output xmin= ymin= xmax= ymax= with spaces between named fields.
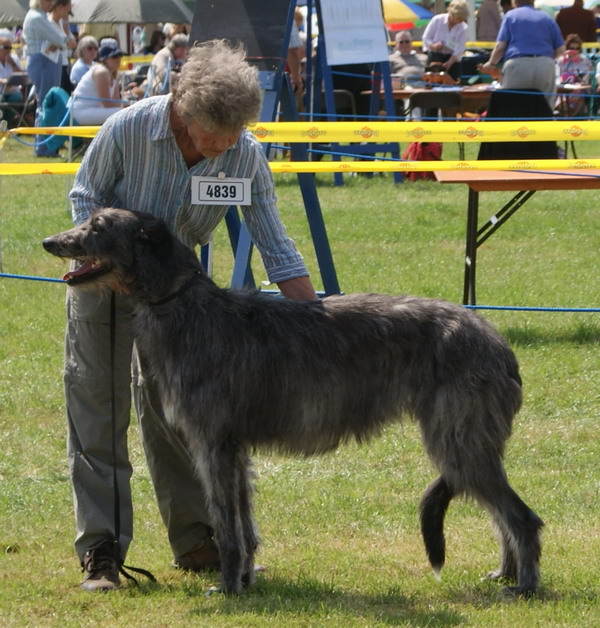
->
xmin=48 ymin=0 xmax=76 ymax=93
xmin=71 ymin=38 xmax=126 ymax=125
xmin=22 ymin=0 xmax=67 ymax=155
xmin=422 ymin=0 xmax=470 ymax=81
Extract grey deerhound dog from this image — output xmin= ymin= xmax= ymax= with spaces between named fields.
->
xmin=43 ymin=208 xmax=543 ymax=596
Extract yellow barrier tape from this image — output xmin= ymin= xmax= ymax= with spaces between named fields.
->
xmin=0 ymin=163 xmax=80 ymax=175
xmin=269 ymin=159 xmax=600 ymax=173
xmin=120 ymin=55 xmax=153 ymax=70
xmin=2 ymin=159 xmax=599 ymax=176
xmin=12 ymin=126 xmax=99 ymax=138
xmin=247 ymin=121 xmax=600 ymax=143
xmin=12 ymin=120 xmax=600 ymax=143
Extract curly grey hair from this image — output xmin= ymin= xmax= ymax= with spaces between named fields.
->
xmin=173 ymin=39 xmax=262 ymax=133
xmin=168 ymin=33 xmax=189 ymax=52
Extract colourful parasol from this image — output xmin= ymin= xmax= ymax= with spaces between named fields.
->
xmin=382 ymin=0 xmax=434 ymax=30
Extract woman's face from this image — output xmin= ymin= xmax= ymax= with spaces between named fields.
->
xmin=104 ymin=55 xmax=122 ymax=73
xmin=82 ymin=42 xmax=98 ymax=63
xmin=41 ymin=0 xmax=53 ymax=12
xmin=447 ymin=15 xmax=465 ymax=28
xmin=59 ymin=1 xmax=72 ymax=18
xmin=185 ymin=121 xmax=241 ymax=158
xmin=0 ymin=39 xmax=13 ymax=63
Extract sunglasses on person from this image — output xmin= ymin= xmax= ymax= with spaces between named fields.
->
xmin=1 ymin=45 xmax=12 ymax=50
xmin=86 ymin=45 xmax=98 ymax=51
xmin=398 ymin=40 xmax=411 ymax=44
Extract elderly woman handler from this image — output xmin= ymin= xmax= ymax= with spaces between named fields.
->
xmin=66 ymin=39 xmax=316 ymax=592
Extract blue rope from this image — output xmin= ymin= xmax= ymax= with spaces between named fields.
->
xmin=11 ymin=103 xmax=73 ymax=148
xmin=0 ymin=272 xmax=65 ymax=284
xmin=464 ymin=305 xmax=599 ymax=312
xmin=1 ymin=273 xmax=597 ymax=312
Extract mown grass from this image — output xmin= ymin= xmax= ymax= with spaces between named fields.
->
xmin=0 ymin=137 xmax=598 ymax=627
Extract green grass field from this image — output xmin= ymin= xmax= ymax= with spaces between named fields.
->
xmin=0 ymin=137 xmax=598 ymax=627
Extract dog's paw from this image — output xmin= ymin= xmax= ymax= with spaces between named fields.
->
xmin=204 ymin=585 xmax=222 ymax=597
xmin=484 ymin=569 xmax=517 ymax=583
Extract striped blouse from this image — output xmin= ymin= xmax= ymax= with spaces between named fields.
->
xmin=69 ymin=95 xmax=309 ymax=284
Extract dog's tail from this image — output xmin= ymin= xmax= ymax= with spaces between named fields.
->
xmin=419 ymin=476 xmax=455 ymax=579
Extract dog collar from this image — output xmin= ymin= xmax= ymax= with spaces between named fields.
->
xmin=148 ymin=271 xmax=202 ymax=306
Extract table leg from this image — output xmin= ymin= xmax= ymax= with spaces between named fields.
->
xmin=463 ymin=188 xmax=479 ymax=305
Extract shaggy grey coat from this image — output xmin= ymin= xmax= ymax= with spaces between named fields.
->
xmin=43 ymin=208 xmax=543 ymax=596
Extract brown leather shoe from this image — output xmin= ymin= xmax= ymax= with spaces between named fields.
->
xmin=174 ymin=537 xmax=221 ymax=572
xmin=80 ymin=540 xmax=120 ymax=591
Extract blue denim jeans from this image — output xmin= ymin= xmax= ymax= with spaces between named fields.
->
xmin=26 ymin=52 xmax=61 ymax=156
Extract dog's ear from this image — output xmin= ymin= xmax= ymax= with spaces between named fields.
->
xmin=137 ymin=216 xmax=174 ymax=260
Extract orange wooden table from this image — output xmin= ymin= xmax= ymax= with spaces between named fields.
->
xmin=435 ymin=169 xmax=600 ymax=304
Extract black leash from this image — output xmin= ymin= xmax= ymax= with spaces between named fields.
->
xmin=109 ymin=291 xmax=156 ymax=585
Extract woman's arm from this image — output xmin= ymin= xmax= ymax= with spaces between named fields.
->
xmin=33 ymin=12 xmax=67 ymax=47
xmin=480 ymin=41 xmax=507 ymax=74
xmin=93 ymin=66 xmax=122 ymax=108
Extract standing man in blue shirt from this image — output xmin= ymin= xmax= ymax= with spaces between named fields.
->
xmin=480 ymin=0 xmax=565 ymax=106
xmin=65 ymin=39 xmax=317 ymax=592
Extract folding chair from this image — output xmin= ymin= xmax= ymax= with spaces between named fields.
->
xmin=0 ymin=73 xmax=36 ymax=128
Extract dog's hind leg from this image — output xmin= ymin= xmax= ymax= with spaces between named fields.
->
xmin=488 ymin=482 xmax=543 ymax=596
xmin=466 ymin=467 xmax=543 ymax=596
xmin=486 ymin=517 xmax=518 ymax=583
xmin=420 ymin=476 xmax=455 ymax=579
xmin=195 ymin=437 xmax=246 ymax=595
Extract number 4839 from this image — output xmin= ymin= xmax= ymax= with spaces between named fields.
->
xmin=205 ymin=184 xmax=238 ymax=199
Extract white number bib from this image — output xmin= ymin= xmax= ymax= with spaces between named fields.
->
xmin=191 ymin=175 xmax=251 ymax=206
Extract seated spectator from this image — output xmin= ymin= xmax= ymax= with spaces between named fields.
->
xmin=142 ymin=29 xmax=166 ymax=55
xmin=148 ymin=33 xmax=188 ymax=95
xmin=388 ymin=31 xmax=427 ymax=84
xmin=422 ymin=0 xmax=470 ymax=82
xmin=558 ymin=33 xmax=593 ymax=83
xmin=70 ymin=38 xmax=127 ymax=125
xmin=556 ymin=33 xmax=593 ymax=115
xmin=70 ymin=35 xmax=99 ymax=86
xmin=0 ymin=32 xmax=24 ymax=127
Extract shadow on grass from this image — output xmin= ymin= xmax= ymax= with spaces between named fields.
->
xmin=503 ymin=322 xmax=600 ymax=346
xmin=128 ymin=575 xmax=471 ymax=626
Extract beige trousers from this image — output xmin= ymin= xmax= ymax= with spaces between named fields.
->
xmin=64 ymin=288 xmax=212 ymax=562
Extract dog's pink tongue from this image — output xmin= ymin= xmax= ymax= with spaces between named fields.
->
xmin=63 ymin=262 xmax=92 ymax=281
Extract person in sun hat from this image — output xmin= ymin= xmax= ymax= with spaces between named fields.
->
xmin=69 ymin=37 xmax=128 ymax=125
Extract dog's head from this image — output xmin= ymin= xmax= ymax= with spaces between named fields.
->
xmin=43 ymin=208 xmax=180 ymax=298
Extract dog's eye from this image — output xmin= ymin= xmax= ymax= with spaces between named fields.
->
xmin=91 ymin=219 xmax=105 ymax=233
